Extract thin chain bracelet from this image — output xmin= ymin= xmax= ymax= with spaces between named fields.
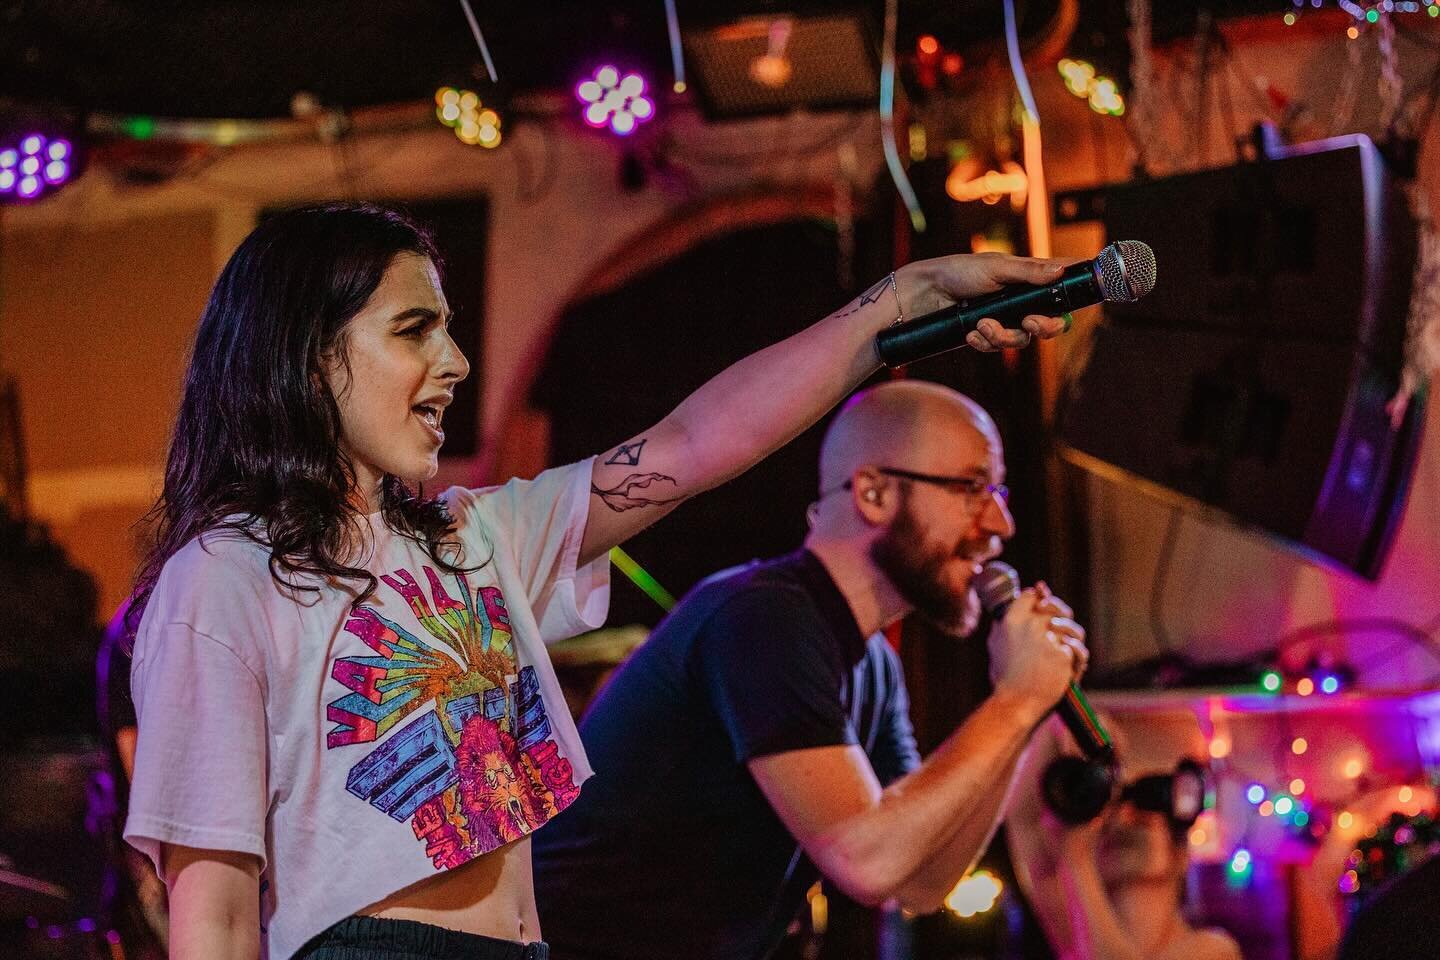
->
xmin=886 ymin=271 xmax=905 ymax=326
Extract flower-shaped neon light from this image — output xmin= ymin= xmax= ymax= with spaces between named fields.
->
xmin=576 ymin=66 xmax=654 ymax=136
xmin=0 ymin=133 xmax=73 ymax=202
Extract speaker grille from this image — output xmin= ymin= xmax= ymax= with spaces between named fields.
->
xmin=682 ymin=14 xmax=878 ymax=120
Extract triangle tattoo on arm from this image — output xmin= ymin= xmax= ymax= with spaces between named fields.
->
xmin=605 ymin=439 xmax=647 ymax=467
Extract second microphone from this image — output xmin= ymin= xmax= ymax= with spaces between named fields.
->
xmin=975 ymin=561 xmax=1113 ymax=761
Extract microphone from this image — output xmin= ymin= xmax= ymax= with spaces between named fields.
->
xmin=975 ymin=562 xmax=1114 ymax=761
xmin=875 ymin=240 xmax=1157 ymax=367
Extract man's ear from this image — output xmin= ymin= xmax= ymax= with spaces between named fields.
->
xmin=853 ymin=473 xmax=893 ymax=525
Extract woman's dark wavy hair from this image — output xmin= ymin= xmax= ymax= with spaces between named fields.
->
xmin=129 ymin=202 xmax=475 ymax=637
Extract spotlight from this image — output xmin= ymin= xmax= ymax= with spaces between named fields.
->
xmin=1058 ymin=58 xmax=1124 ymax=117
xmin=576 ymin=65 xmax=655 ymax=136
xmin=0 ymin=130 xmax=77 ymax=203
xmin=944 ymin=869 xmax=1002 ymax=919
xmin=433 ymin=87 xmax=502 ymax=149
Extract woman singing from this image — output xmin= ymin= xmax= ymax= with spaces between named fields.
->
xmin=123 ymin=201 xmax=1066 ymax=959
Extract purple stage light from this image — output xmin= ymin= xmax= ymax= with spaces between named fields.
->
xmin=0 ymin=132 xmax=78 ymax=202
xmin=576 ymin=65 xmax=657 ymax=136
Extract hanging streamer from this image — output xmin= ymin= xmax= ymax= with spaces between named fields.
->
xmin=1002 ymin=0 xmax=1040 ymax=124
xmin=458 ymin=0 xmax=499 ymax=83
xmin=663 ymin=0 xmax=687 ymax=93
xmin=880 ymin=0 xmax=926 ymax=233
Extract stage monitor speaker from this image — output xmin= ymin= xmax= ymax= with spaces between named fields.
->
xmin=1056 ymin=135 xmax=1422 ymax=579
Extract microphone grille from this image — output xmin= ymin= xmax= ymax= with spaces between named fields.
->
xmin=1095 ymin=240 xmax=1157 ymax=303
xmin=975 ymin=561 xmax=1021 ymax=614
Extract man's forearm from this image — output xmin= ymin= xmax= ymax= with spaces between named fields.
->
xmin=810 ymin=689 xmax=1045 ymax=905
xmin=894 ymin=755 xmax=1021 ymax=913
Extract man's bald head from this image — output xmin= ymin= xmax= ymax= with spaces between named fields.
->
xmin=817 ymin=381 xmax=999 ymax=498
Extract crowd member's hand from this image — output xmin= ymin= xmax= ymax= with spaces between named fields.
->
xmin=894 ymin=254 xmax=1073 ymax=352
xmin=987 ymin=583 xmax=1088 ymax=718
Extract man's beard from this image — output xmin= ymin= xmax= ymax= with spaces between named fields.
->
xmin=869 ymin=500 xmax=982 ymax=635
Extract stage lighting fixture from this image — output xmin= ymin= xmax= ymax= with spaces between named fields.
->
xmin=0 ymin=131 xmax=76 ymax=203
xmin=576 ymin=66 xmax=655 ymax=136
xmin=944 ymin=869 xmax=1002 ymax=919
xmin=434 ymin=87 xmax=502 ymax=149
xmin=1058 ymin=58 xmax=1125 ymax=117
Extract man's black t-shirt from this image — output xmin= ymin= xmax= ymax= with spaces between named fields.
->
xmin=533 ymin=550 xmax=921 ymax=960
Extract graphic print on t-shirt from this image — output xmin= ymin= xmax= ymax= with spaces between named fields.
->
xmin=325 ymin=565 xmax=580 ymax=868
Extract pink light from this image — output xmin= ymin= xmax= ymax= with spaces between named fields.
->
xmin=44 ymin=160 xmax=68 ymax=184
xmin=0 ymin=170 xmax=15 ymax=192
xmin=578 ymin=65 xmax=657 ymax=137
xmin=20 ymin=135 xmax=42 ymax=155
xmin=18 ymin=176 xmax=40 ymax=198
xmin=0 ymin=150 xmax=15 ymax=169
xmin=47 ymin=139 xmax=70 ymax=160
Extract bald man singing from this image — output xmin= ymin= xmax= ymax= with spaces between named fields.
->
xmin=532 ymin=381 xmax=1088 ymax=960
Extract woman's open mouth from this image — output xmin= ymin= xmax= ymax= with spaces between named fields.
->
xmin=413 ymin=404 xmax=444 ymax=443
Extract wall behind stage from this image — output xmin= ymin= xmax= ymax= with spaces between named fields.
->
xmin=0 ymin=107 xmax=885 ymax=616
xmin=0 ymin=212 xmax=219 ymax=615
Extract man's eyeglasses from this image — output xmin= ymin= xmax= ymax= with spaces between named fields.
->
xmin=844 ymin=467 xmax=1008 ymax=504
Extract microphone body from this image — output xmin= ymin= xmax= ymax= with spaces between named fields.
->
xmin=875 ymin=239 xmax=1156 ymax=368
xmin=976 ymin=563 xmax=1114 ymax=761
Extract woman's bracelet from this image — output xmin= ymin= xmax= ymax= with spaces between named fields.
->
xmin=886 ymin=271 xmax=905 ymax=326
